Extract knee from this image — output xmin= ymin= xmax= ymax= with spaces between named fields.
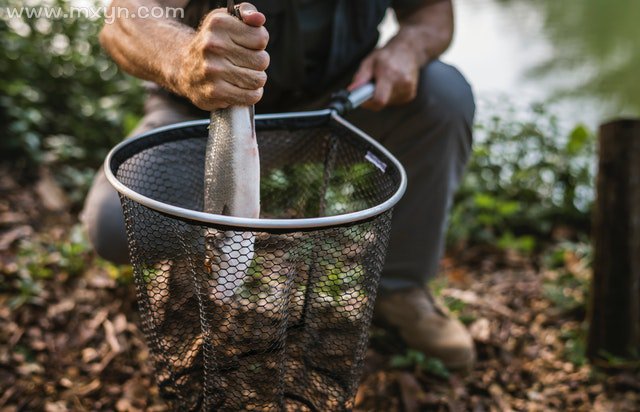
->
xmin=418 ymin=61 xmax=476 ymax=127
xmin=82 ymin=171 xmax=130 ymax=265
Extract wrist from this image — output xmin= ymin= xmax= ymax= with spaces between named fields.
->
xmin=161 ymin=28 xmax=195 ymax=96
xmin=384 ymin=30 xmax=427 ymax=69
xmin=387 ymin=26 xmax=430 ymax=67
xmin=165 ymin=50 xmax=185 ymax=96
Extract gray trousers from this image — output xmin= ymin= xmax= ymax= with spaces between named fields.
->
xmin=82 ymin=60 xmax=474 ymax=290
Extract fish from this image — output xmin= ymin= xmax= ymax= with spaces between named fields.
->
xmin=203 ymin=106 xmax=260 ymax=302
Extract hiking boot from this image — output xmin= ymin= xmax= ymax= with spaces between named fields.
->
xmin=374 ymin=287 xmax=476 ymax=371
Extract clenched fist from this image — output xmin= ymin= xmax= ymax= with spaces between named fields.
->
xmin=348 ymin=42 xmax=421 ymax=112
xmin=174 ymin=2 xmax=270 ymax=110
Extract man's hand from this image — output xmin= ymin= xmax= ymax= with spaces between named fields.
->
xmin=175 ymin=3 xmax=270 ymax=110
xmin=347 ymin=0 xmax=454 ymax=111
xmin=348 ymin=43 xmax=421 ymax=112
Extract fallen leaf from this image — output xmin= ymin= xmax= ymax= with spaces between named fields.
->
xmin=0 ymin=225 xmax=33 ymax=250
xmin=103 ymin=319 xmax=121 ymax=353
xmin=35 ymin=168 xmax=69 ymax=212
xmin=73 ymin=379 xmax=101 ymax=396
xmin=47 ymin=299 xmax=75 ymax=318
xmin=0 ymin=212 xmax=27 ymax=226
xmin=44 ymin=401 xmax=69 ymax=412
xmin=469 ymin=318 xmax=491 ymax=343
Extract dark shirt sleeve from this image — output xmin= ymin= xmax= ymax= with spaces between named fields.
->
xmin=392 ymin=0 xmax=447 ymax=12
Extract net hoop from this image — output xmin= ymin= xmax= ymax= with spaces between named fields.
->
xmin=105 ymin=110 xmax=407 ymax=230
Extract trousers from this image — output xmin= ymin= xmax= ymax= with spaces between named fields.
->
xmin=81 ymin=60 xmax=475 ymax=290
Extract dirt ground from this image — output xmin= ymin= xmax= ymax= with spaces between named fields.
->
xmin=1 ymin=168 xmax=639 ymax=412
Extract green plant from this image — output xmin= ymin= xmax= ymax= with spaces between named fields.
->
xmin=449 ymin=103 xmax=596 ymax=248
xmin=1 ymin=0 xmax=143 ymax=198
xmin=6 ymin=226 xmax=92 ymax=308
xmin=261 ymin=162 xmax=378 ymax=218
xmin=542 ymin=241 xmax=591 ymax=314
xmin=390 ymin=349 xmax=451 ymax=379
xmin=537 ymin=241 xmax=592 ymax=367
xmin=560 ymin=325 xmax=588 ymax=367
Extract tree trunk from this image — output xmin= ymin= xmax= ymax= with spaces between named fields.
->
xmin=587 ymin=119 xmax=640 ymax=361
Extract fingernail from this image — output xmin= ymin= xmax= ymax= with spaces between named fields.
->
xmin=244 ymin=10 xmax=255 ymax=15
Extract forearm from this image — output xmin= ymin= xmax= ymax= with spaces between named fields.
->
xmin=391 ymin=0 xmax=454 ymax=66
xmin=99 ymin=0 xmax=192 ymax=94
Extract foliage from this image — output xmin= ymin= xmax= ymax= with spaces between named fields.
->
xmin=448 ymin=102 xmax=596 ymax=249
xmin=540 ymin=241 xmax=592 ymax=366
xmin=560 ymin=326 xmax=589 ymax=367
xmin=542 ymin=241 xmax=591 ymax=314
xmin=0 ymin=0 xmax=143 ymax=170
xmin=390 ymin=349 xmax=451 ymax=379
xmin=522 ymin=0 xmax=640 ymax=115
xmin=261 ymin=162 xmax=378 ymax=217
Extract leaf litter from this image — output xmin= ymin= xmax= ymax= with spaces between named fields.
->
xmin=0 ymin=166 xmax=638 ymax=411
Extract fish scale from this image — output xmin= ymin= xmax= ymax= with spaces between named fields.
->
xmin=204 ymin=106 xmax=260 ymax=303
xmin=204 ymin=106 xmax=260 ymax=218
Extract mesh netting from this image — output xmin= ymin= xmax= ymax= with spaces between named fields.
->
xmin=108 ymin=113 xmax=404 ymax=411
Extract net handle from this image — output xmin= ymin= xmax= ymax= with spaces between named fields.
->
xmin=328 ymin=83 xmax=376 ymax=115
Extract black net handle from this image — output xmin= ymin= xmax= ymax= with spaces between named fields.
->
xmin=329 ymin=83 xmax=376 ymax=115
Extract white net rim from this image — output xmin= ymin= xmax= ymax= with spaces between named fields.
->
xmin=104 ymin=110 xmax=407 ymax=230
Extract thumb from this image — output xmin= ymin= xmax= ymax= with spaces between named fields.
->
xmin=348 ymin=56 xmax=375 ymax=91
xmin=238 ymin=2 xmax=266 ymax=27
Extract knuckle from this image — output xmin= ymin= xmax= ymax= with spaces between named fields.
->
xmin=245 ymin=71 xmax=267 ymax=89
xmin=207 ymin=10 xmax=230 ymax=28
xmin=208 ymin=83 xmax=221 ymax=97
xmin=399 ymin=73 xmax=413 ymax=86
xmin=212 ymin=38 xmax=228 ymax=53
xmin=255 ymin=72 xmax=267 ymax=88
xmin=204 ymin=62 xmax=221 ymax=76
xmin=257 ymin=27 xmax=269 ymax=49
xmin=205 ymin=35 xmax=226 ymax=53
xmin=207 ymin=12 xmax=226 ymax=27
xmin=255 ymin=51 xmax=270 ymax=71
xmin=247 ymin=88 xmax=263 ymax=105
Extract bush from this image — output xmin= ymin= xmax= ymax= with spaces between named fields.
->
xmin=0 ymin=0 xmax=143 ymax=169
xmin=448 ymin=102 xmax=596 ymax=249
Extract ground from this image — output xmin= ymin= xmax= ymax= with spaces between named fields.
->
xmin=1 ymin=168 xmax=639 ymax=412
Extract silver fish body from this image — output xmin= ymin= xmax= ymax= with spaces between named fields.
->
xmin=204 ymin=106 xmax=260 ymax=217
xmin=204 ymin=106 xmax=260 ymax=302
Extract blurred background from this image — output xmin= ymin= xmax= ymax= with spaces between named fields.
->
xmin=1 ymin=0 xmax=638 ymax=410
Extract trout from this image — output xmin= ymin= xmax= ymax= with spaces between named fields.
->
xmin=204 ymin=106 xmax=260 ymax=302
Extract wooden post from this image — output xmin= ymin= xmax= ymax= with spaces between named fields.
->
xmin=587 ymin=119 xmax=640 ymax=361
